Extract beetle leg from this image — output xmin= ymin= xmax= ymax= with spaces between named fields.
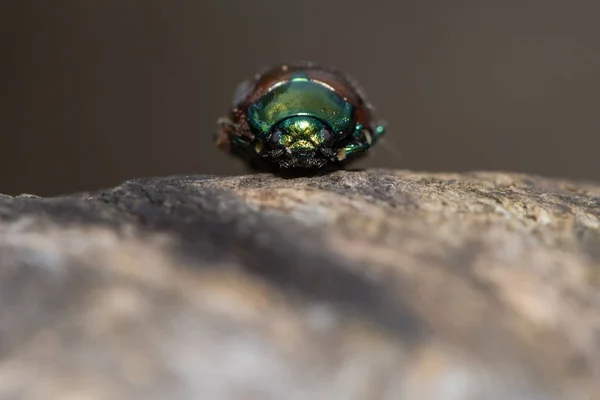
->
xmin=215 ymin=117 xmax=239 ymax=151
xmin=337 ymin=124 xmax=374 ymax=160
xmin=372 ymin=122 xmax=386 ymax=141
xmin=231 ymin=135 xmax=252 ymax=148
xmin=217 ymin=117 xmax=261 ymax=162
xmin=341 ymin=140 xmax=371 ymax=158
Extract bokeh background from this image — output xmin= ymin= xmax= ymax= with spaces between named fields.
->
xmin=2 ymin=1 xmax=599 ymax=196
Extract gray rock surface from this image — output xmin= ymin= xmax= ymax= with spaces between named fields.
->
xmin=0 ymin=169 xmax=599 ymax=399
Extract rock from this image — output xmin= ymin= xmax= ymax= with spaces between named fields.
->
xmin=0 ymin=169 xmax=599 ymax=400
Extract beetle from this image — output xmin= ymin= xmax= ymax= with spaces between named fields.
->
xmin=216 ymin=62 xmax=386 ymax=170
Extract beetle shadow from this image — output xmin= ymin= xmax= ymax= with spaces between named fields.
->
xmin=249 ymin=166 xmax=368 ymax=180
xmin=244 ymin=157 xmax=370 ymax=179
xmin=274 ymin=167 xmax=337 ymax=179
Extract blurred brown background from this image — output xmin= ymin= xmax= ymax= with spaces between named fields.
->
xmin=2 ymin=1 xmax=599 ymax=196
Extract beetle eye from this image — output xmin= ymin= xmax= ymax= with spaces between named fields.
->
xmin=269 ymin=129 xmax=283 ymax=146
xmin=321 ymin=128 xmax=334 ymax=143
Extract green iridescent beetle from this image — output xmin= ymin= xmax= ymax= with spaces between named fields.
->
xmin=216 ymin=63 xmax=386 ymax=170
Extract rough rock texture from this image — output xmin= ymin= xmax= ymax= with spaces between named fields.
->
xmin=0 ymin=169 xmax=599 ymax=400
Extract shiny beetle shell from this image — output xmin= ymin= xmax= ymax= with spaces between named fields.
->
xmin=216 ymin=63 xmax=385 ymax=170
